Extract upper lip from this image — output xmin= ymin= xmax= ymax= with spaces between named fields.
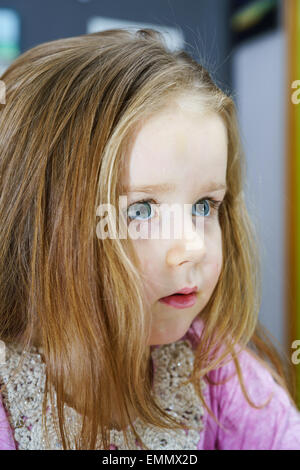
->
xmin=175 ymin=286 xmax=198 ymax=295
xmin=160 ymin=286 xmax=198 ymax=300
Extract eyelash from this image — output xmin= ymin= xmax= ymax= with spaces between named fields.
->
xmin=126 ymin=197 xmax=223 ymax=222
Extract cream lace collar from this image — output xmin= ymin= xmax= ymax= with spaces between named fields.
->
xmin=0 ymin=339 xmax=206 ymax=450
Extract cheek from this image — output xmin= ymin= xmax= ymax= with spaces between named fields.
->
xmin=213 ymin=247 xmax=223 ymax=277
xmin=131 ymin=241 xmax=159 ymax=293
xmin=213 ymin=260 xmax=222 ymax=281
xmin=205 ymin=234 xmax=223 ymax=283
xmin=133 ymin=240 xmax=154 ymax=271
xmin=204 ymin=260 xmax=221 ymax=289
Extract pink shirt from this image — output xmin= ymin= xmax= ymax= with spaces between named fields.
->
xmin=1 ymin=317 xmax=300 ymax=450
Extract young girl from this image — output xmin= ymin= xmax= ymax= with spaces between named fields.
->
xmin=0 ymin=28 xmax=299 ymax=451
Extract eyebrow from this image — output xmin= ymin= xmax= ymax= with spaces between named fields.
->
xmin=125 ymin=182 xmax=227 ymax=194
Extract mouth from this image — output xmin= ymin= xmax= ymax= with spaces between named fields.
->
xmin=159 ymin=286 xmax=198 ymax=309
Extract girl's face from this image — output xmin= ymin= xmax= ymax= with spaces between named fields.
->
xmin=122 ymin=97 xmax=228 ymax=345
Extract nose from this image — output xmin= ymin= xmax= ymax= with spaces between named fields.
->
xmin=165 ymin=207 xmax=205 ymax=267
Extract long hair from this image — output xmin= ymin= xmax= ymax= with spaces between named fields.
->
xmin=0 ymin=28 xmax=296 ymax=449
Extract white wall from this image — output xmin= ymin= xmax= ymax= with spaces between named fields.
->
xmin=232 ymin=30 xmax=287 ymax=350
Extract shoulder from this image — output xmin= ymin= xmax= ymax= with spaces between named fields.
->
xmin=183 ymin=317 xmax=290 ymax=402
xmin=183 ymin=318 xmax=300 ymax=450
xmin=210 ymin=348 xmax=300 ymax=449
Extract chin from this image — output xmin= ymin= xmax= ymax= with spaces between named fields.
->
xmin=147 ymin=321 xmax=191 ymax=346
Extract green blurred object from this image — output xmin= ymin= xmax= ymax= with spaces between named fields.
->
xmin=0 ymin=43 xmax=19 ymax=61
xmin=0 ymin=8 xmax=20 ymax=75
xmin=231 ymin=0 xmax=277 ymax=32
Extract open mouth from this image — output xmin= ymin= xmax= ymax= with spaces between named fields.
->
xmin=159 ymin=292 xmax=198 ymax=309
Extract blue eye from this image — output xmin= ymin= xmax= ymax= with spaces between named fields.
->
xmin=127 ymin=201 xmax=153 ymax=221
xmin=127 ymin=198 xmax=222 ymax=222
xmin=193 ymin=200 xmax=209 ymax=217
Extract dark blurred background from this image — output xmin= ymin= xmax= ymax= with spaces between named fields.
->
xmin=0 ymin=0 xmax=282 ymax=97
xmin=0 ymin=0 xmax=234 ymax=95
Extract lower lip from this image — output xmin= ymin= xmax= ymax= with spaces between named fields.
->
xmin=159 ymin=293 xmax=197 ymax=309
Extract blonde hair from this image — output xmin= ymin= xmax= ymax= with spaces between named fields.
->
xmin=0 ymin=28 xmax=296 ymax=449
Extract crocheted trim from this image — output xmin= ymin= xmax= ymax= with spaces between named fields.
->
xmin=0 ymin=340 xmax=206 ymax=450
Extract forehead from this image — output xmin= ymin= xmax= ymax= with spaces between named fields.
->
xmin=123 ymin=105 xmax=228 ymax=192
